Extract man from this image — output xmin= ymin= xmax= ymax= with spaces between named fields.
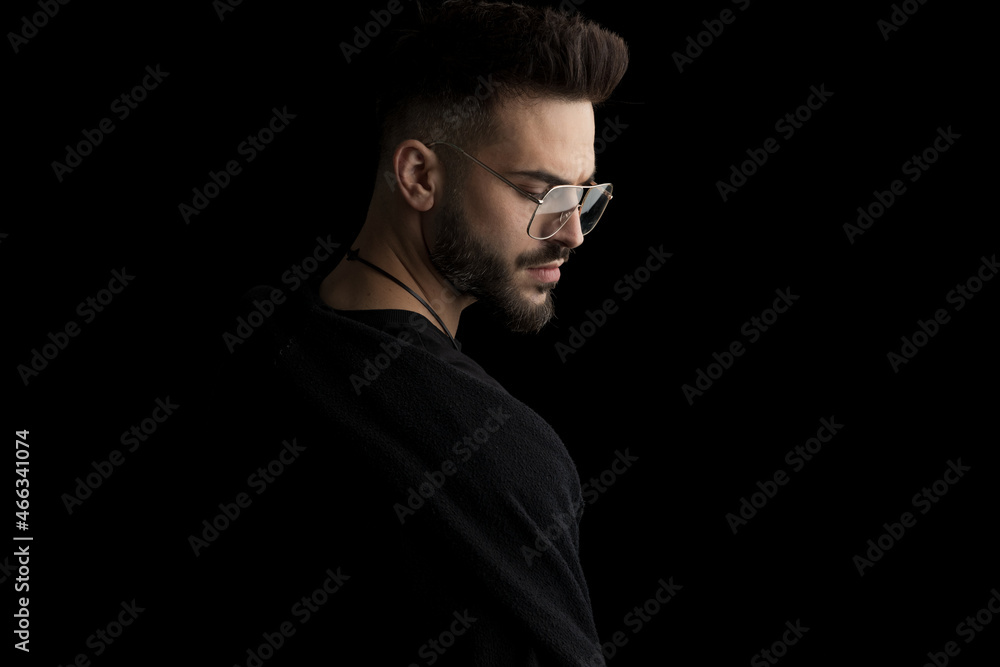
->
xmin=240 ymin=2 xmax=628 ymax=664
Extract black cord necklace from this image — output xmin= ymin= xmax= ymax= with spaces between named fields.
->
xmin=345 ymin=247 xmax=460 ymax=350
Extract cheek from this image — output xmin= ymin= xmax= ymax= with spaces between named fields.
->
xmin=465 ymin=185 xmax=528 ymax=251
xmin=492 ymin=205 xmax=534 ymax=263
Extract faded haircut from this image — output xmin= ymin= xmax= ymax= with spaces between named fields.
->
xmin=374 ymin=1 xmax=629 ymax=177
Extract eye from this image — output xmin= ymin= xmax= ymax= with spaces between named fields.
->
xmin=516 ymin=182 xmax=551 ymax=198
xmin=545 ymin=187 xmax=579 ymax=208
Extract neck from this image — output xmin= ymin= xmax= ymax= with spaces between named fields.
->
xmin=319 ymin=226 xmax=471 ymax=340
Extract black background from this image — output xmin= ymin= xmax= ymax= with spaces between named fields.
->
xmin=6 ymin=0 xmax=996 ymax=665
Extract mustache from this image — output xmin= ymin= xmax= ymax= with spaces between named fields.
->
xmin=516 ymin=244 xmax=572 ymax=269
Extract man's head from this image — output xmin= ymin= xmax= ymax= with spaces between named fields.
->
xmin=373 ymin=1 xmax=628 ymax=333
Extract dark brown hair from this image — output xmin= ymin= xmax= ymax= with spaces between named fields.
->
xmin=374 ymin=0 xmax=629 ymax=173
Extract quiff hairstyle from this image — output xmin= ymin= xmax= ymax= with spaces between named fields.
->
xmin=374 ymin=0 xmax=629 ymax=176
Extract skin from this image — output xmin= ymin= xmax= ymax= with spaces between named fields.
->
xmin=319 ymin=96 xmax=597 ymax=337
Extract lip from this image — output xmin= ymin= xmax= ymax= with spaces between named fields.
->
xmin=525 ymin=261 xmax=563 ymax=283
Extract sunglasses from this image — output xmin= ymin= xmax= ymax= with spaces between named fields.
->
xmin=426 ymin=141 xmax=614 ymax=240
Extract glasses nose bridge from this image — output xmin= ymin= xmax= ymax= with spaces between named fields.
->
xmin=540 ymin=198 xmax=582 ymax=242
xmin=543 ymin=187 xmax=583 ymax=237
xmin=555 ymin=203 xmax=586 ymax=245
xmin=559 ymin=201 xmax=582 ymax=224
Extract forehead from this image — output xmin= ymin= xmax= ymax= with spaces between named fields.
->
xmin=480 ymin=97 xmax=596 ymax=182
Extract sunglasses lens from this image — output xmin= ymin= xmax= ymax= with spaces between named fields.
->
xmin=529 ymin=184 xmax=612 ymax=239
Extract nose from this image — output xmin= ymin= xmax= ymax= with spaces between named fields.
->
xmin=549 ymin=206 xmax=584 ymax=249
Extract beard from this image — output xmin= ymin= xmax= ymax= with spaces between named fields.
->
xmin=428 ymin=192 xmax=570 ymax=334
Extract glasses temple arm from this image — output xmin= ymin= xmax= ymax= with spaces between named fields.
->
xmin=426 ymin=141 xmax=544 ymax=205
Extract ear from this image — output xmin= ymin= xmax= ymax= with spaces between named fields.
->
xmin=391 ymin=140 xmax=441 ymax=213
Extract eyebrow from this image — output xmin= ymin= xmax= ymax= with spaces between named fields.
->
xmin=507 ymin=168 xmax=598 ymax=188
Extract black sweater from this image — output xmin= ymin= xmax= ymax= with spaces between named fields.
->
xmin=232 ymin=281 xmax=604 ymax=666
